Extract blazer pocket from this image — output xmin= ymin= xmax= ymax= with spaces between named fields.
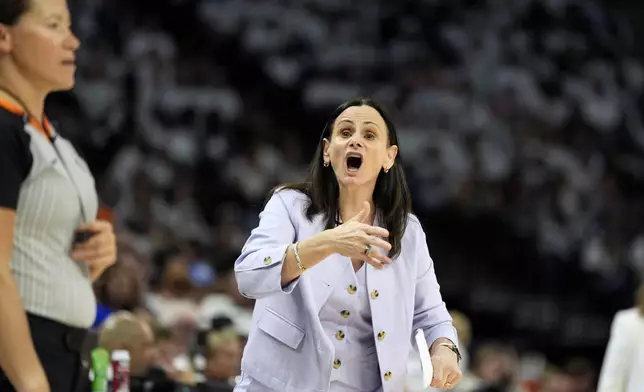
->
xmin=258 ymin=307 xmax=305 ymax=350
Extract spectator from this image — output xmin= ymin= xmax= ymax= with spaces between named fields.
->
xmin=93 ymin=262 xmax=144 ymax=328
xmin=196 ymin=322 xmax=241 ymax=392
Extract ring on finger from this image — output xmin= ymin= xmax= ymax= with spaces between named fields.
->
xmin=363 ymin=245 xmax=372 ymax=256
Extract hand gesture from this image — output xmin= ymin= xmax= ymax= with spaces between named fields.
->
xmin=430 ymin=346 xmax=462 ymax=390
xmin=328 ymin=202 xmax=392 ymax=269
xmin=70 ymin=220 xmax=117 ymax=281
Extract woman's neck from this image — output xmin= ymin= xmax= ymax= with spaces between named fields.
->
xmin=0 ymin=71 xmax=47 ymax=123
xmin=338 ymin=184 xmax=376 ymax=224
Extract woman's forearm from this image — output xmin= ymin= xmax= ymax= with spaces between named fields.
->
xmin=0 ymin=270 xmax=48 ymax=391
xmin=280 ymin=231 xmax=336 ymax=286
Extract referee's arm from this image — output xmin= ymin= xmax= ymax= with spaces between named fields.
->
xmin=0 ymin=129 xmax=49 ymax=392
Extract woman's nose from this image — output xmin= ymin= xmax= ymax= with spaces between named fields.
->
xmin=349 ymin=137 xmax=363 ymax=147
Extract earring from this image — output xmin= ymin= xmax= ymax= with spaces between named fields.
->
xmin=384 ymin=167 xmax=389 ymax=173
xmin=324 ymin=161 xmax=329 ymax=167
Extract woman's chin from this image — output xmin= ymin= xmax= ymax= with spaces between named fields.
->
xmin=337 ymin=173 xmax=372 ymax=187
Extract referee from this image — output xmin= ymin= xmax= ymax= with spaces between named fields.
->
xmin=0 ymin=0 xmax=116 ymax=391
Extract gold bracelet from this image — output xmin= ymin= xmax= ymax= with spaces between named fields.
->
xmin=293 ymin=242 xmax=307 ymax=271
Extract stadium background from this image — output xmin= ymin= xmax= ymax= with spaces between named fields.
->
xmin=46 ymin=0 xmax=644 ymax=390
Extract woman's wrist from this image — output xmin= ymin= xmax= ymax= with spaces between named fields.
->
xmin=299 ymin=231 xmax=336 ymax=265
xmin=313 ymin=230 xmax=338 ymax=257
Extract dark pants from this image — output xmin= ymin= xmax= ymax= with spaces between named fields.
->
xmin=0 ymin=313 xmax=91 ymax=392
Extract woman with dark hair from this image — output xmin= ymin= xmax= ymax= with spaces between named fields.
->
xmin=0 ymin=0 xmax=116 ymax=391
xmin=234 ymin=98 xmax=462 ymax=391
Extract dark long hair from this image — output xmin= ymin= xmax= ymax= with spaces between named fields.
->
xmin=637 ymin=283 xmax=644 ymax=317
xmin=273 ymin=97 xmax=412 ymax=258
xmin=0 ymin=0 xmax=28 ymax=26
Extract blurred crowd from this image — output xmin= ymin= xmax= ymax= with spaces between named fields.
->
xmin=45 ymin=0 xmax=644 ymax=390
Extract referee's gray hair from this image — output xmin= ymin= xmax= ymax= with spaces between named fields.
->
xmin=0 ymin=0 xmax=28 ymax=26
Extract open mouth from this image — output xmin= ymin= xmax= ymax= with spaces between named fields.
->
xmin=346 ymin=154 xmax=363 ymax=172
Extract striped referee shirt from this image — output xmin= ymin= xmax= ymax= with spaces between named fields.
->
xmin=0 ymin=100 xmax=97 ymax=328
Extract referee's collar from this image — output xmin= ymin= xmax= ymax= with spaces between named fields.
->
xmin=0 ymin=98 xmax=54 ymax=140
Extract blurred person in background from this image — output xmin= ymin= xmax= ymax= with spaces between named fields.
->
xmin=99 ymin=311 xmax=157 ymax=378
xmin=539 ymin=367 xmax=575 ymax=392
xmin=99 ymin=311 xmax=192 ymax=391
xmin=198 ymin=254 xmax=253 ymax=337
xmin=150 ymin=322 xmax=189 ymax=382
xmin=197 ymin=318 xmax=242 ymax=392
xmin=597 ymin=283 xmax=644 ymax=392
xmin=0 ymin=0 xmax=117 ymax=390
xmin=563 ymin=358 xmax=595 ymax=392
xmin=146 ymin=247 xmax=200 ymax=329
xmin=234 ymin=98 xmax=462 ymax=391
xmin=93 ymin=261 xmax=144 ymax=328
xmin=458 ymin=343 xmax=527 ymax=392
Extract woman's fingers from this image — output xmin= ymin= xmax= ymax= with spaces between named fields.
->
xmin=363 ymin=254 xmax=392 ymax=269
xmin=360 ymin=224 xmax=389 ymax=238
xmin=366 ymin=236 xmax=391 ymax=251
xmin=370 ymin=252 xmax=392 ymax=264
xmin=359 ymin=246 xmax=392 ymax=268
xmin=364 ymin=257 xmax=384 ymax=269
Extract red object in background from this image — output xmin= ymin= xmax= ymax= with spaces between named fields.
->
xmin=97 ymin=205 xmax=114 ymax=224
xmin=522 ymin=380 xmax=540 ymax=392
xmin=111 ymin=350 xmax=130 ymax=392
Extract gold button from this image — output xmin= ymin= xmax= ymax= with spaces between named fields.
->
xmin=377 ymin=331 xmax=386 ymax=341
xmin=333 ymin=359 xmax=342 ymax=369
xmin=263 ymin=256 xmax=272 ymax=265
xmin=370 ymin=289 xmax=379 ymax=299
xmin=340 ymin=310 xmax=350 ymax=318
xmin=335 ymin=330 xmax=345 ymax=340
xmin=347 ymin=284 xmax=357 ymax=294
xmin=384 ymin=371 xmax=392 ymax=381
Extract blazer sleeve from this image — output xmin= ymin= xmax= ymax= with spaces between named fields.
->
xmin=410 ymin=221 xmax=458 ymax=351
xmin=597 ymin=311 xmax=635 ymax=392
xmin=234 ymin=190 xmax=299 ymax=299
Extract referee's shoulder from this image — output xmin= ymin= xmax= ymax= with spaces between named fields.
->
xmin=0 ymin=109 xmax=31 ymax=146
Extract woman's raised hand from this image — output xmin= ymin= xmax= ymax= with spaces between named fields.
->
xmin=327 ymin=201 xmax=392 ymax=269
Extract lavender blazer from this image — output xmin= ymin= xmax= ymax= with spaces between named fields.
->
xmin=234 ymin=189 xmax=457 ymax=392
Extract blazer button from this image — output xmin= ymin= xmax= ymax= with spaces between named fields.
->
xmin=347 ymin=284 xmax=357 ymax=294
xmin=335 ymin=330 xmax=345 ymax=340
xmin=340 ymin=310 xmax=350 ymax=318
xmin=383 ymin=371 xmax=392 ymax=381
xmin=370 ymin=289 xmax=379 ymax=299
xmin=377 ymin=331 xmax=386 ymax=341
xmin=333 ymin=359 xmax=342 ymax=369
xmin=263 ymin=256 xmax=272 ymax=265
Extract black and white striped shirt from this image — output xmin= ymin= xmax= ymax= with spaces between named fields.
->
xmin=0 ymin=101 xmax=97 ymax=328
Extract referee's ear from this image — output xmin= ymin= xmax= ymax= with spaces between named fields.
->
xmin=0 ymin=25 xmax=11 ymax=54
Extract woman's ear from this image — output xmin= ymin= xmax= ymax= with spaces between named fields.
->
xmin=0 ymin=25 xmax=13 ymax=54
xmin=385 ymin=144 xmax=398 ymax=169
xmin=322 ymin=138 xmax=331 ymax=164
